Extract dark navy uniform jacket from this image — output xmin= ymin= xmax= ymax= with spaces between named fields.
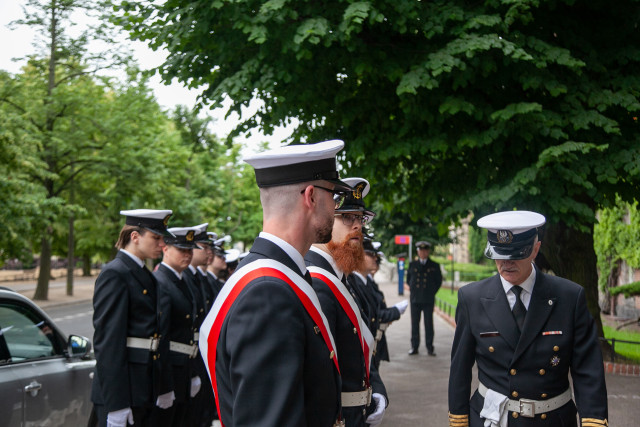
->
xmin=91 ymin=251 xmax=171 ymax=412
xmin=155 ymin=264 xmax=197 ymax=403
xmin=448 ymin=267 xmax=608 ymax=426
xmin=214 ymin=237 xmax=341 ymax=426
xmin=305 ymin=249 xmax=388 ymax=426
xmin=407 ymin=258 xmax=442 ymax=304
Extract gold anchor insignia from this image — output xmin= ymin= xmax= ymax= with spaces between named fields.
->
xmin=186 ymin=230 xmax=195 ymax=241
xmin=497 ymin=230 xmax=513 ymax=244
xmin=163 ymin=214 xmax=171 ymax=227
xmin=352 ymin=183 xmax=365 ymax=199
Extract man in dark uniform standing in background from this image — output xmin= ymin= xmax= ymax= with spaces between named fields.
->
xmin=407 ymin=240 xmax=442 ymax=356
xmin=448 ymin=210 xmax=608 ymax=427
xmin=91 ymin=209 xmax=175 ymax=427
xmin=199 ymin=140 xmax=352 ymax=426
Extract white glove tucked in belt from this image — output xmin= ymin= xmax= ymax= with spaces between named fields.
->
xmin=190 ymin=376 xmax=202 ymax=397
xmin=156 ymin=391 xmax=175 ymax=409
xmin=393 ymin=299 xmax=409 ymax=315
xmin=107 ymin=407 xmax=134 ymax=427
xmin=365 ymin=393 xmax=387 ymax=426
xmin=479 ymin=388 xmax=508 ymax=427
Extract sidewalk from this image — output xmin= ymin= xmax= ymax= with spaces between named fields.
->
xmin=0 ymin=274 xmax=96 ymax=309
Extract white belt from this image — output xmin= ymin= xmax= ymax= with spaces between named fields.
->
xmin=169 ymin=341 xmax=199 ymax=358
xmin=126 ymin=337 xmax=159 ymax=352
xmin=478 ymin=382 xmax=572 ymax=418
xmin=193 ymin=331 xmax=199 ymax=341
xmin=341 ymin=387 xmax=372 ymax=407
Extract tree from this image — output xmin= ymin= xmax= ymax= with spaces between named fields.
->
xmin=3 ymin=0 xmax=132 ymax=299
xmin=114 ymin=0 xmax=640 ymax=343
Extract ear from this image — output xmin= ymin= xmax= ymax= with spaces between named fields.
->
xmin=300 ymin=185 xmax=316 ymax=208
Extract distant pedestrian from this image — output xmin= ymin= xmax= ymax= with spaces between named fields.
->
xmin=407 ymin=241 xmax=442 ymax=356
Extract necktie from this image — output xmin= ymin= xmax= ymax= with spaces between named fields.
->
xmin=511 ymin=286 xmax=526 ymax=332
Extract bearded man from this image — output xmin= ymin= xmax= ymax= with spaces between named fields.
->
xmin=305 ymin=177 xmax=391 ymax=427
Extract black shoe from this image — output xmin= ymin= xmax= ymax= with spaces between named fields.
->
xmin=427 ymin=349 xmax=436 ymax=357
xmin=408 ymin=348 xmax=419 ymax=355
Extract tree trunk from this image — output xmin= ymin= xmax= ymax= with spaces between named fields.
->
xmin=539 ymin=222 xmax=610 ymax=354
xmin=34 ymin=234 xmax=52 ymax=300
xmin=66 ymin=213 xmax=74 ymax=296
xmin=82 ymin=253 xmax=92 ymax=276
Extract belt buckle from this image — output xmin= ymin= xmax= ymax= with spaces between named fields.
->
xmin=366 ymin=387 xmax=372 ymax=406
xmin=519 ymin=399 xmax=535 ymax=418
xmin=150 ymin=337 xmax=160 ymax=352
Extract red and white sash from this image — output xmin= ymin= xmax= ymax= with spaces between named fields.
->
xmin=308 ymin=266 xmax=374 ymax=382
xmin=198 ymin=259 xmax=339 ymax=424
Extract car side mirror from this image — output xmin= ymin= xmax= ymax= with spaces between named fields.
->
xmin=67 ymin=335 xmax=92 ymax=358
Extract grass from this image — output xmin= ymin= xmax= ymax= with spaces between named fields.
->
xmin=602 ymin=325 xmax=640 ymax=362
xmin=434 ymin=288 xmax=640 ymax=362
xmin=431 ymin=256 xmax=497 ymax=282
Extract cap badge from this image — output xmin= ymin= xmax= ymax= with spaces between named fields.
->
xmin=352 ymin=183 xmax=365 ymax=200
xmin=496 ymin=230 xmax=513 ymax=244
xmin=163 ymin=215 xmax=171 ymax=227
xmin=186 ymin=230 xmax=194 ymax=241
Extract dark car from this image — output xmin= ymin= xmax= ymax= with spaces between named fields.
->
xmin=0 ymin=288 xmax=95 ymax=426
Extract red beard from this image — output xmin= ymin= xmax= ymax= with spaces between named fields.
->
xmin=327 ymin=231 xmax=365 ymax=274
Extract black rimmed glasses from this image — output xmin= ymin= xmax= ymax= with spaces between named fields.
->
xmin=335 ymin=212 xmax=371 ymax=226
xmin=300 ymin=185 xmax=347 ymax=209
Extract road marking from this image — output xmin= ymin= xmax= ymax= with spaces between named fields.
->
xmin=52 ymin=311 xmax=92 ymax=323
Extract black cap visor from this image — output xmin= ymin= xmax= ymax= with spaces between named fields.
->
xmin=484 ymin=240 xmax=535 ymax=260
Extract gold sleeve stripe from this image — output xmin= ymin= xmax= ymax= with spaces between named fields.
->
xmin=448 ymin=413 xmax=469 ymax=419
xmin=582 ymin=419 xmax=608 ymax=427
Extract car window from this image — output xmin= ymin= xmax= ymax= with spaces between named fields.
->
xmin=0 ymin=302 xmax=63 ymax=362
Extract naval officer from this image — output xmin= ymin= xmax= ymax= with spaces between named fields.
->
xmin=448 ymin=210 xmax=608 ymax=427
xmin=153 ymin=227 xmax=201 ymax=427
xmin=91 ymin=209 xmax=175 ymax=427
xmin=407 ymin=240 xmax=442 ymax=356
xmin=199 ymin=140 xmax=352 ymax=426
xmin=305 ymin=177 xmax=392 ymax=426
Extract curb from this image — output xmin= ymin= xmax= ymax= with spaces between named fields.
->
xmin=434 ymin=307 xmax=640 ymax=377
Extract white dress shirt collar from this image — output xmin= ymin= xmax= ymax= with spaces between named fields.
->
xmin=161 ymin=262 xmax=182 ymax=280
xmin=259 ymin=232 xmax=307 ymax=276
xmin=308 ymin=246 xmax=344 ymax=281
xmin=500 ymin=263 xmax=536 ymax=309
xmin=120 ymin=249 xmax=144 ymax=268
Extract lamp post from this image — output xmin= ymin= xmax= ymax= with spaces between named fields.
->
xmin=448 ymin=227 xmax=457 ymax=294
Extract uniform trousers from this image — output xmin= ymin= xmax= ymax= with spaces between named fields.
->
xmin=410 ymin=302 xmax=435 ymax=351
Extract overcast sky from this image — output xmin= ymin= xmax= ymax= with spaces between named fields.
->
xmin=0 ymin=0 xmax=292 ymax=153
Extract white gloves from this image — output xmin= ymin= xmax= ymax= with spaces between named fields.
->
xmin=107 ymin=408 xmax=134 ymax=427
xmin=190 ymin=376 xmax=202 ymax=397
xmin=393 ymin=299 xmax=409 ymax=315
xmin=156 ymin=391 xmax=175 ymax=409
xmin=365 ymin=393 xmax=386 ymax=426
